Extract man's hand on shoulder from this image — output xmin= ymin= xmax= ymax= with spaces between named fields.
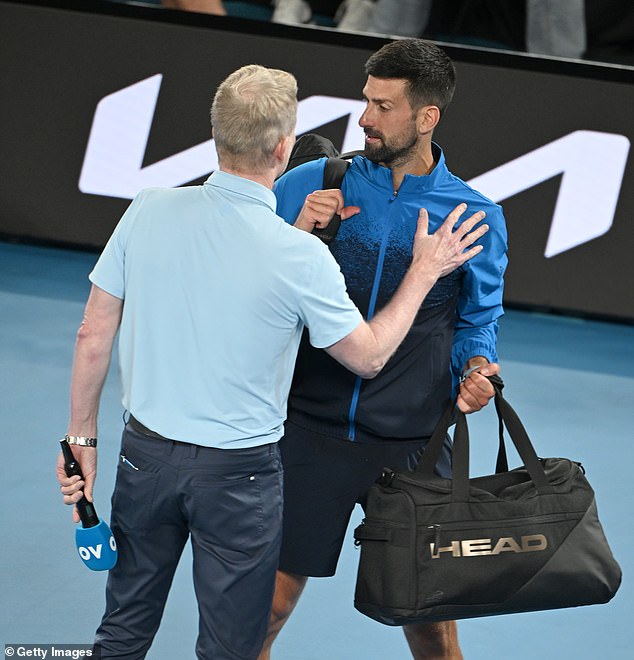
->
xmin=457 ymin=359 xmax=500 ymax=413
xmin=412 ymin=205 xmax=489 ymax=280
xmin=294 ymin=189 xmax=360 ymax=233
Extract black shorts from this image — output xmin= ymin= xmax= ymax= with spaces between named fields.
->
xmin=278 ymin=419 xmax=452 ymax=577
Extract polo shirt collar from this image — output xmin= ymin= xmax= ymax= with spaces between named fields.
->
xmin=204 ymin=170 xmax=277 ymax=212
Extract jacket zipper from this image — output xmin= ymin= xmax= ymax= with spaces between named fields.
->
xmin=347 ymin=193 xmax=398 ymax=440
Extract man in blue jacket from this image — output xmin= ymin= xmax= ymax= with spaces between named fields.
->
xmin=260 ymin=39 xmax=508 ymax=659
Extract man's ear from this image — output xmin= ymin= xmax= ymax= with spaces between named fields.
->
xmin=274 ymin=135 xmax=286 ymax=160
xmin=275 ymin=134 xmax=295 ymax=167
xmin=416 ymin=105 xmax=441 ymax=135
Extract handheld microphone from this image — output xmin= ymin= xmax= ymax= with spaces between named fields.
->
xmin=60 ymin=440 xmax=118 ymax=571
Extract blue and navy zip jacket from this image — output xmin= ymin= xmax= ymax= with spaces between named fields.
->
xmin=274 ymin=144 xmax=508 ymax=442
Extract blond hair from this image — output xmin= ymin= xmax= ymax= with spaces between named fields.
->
xmin=211 ymin=64 xmax=298 ymax=171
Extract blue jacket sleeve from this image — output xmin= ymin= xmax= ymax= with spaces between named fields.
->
xmin=451 ymin=201 xmax=508 ymax=382
xmin=273 ymin=158 xmax=327 ymax=224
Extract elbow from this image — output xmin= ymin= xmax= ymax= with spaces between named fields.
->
xmin=326 ymin=325 xmax=388 ymax=379
xmin=356 ymin=356 xmax=385 ymax=380
xmin=76 ymin=320 xmax=92 ymax=343
xmin=75 ymin=322 xmax=113 ymax=365
xmin=76 ymin=322 xmax=99 ymax=354
xmin=354 ymin=338 xmax=390 ymax=379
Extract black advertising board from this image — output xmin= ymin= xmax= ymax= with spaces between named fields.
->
xmin=1 ymin=0 xmax=633 ymax=320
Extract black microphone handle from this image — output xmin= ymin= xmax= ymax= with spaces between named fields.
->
xmin=60 ymin=440 xmax=100 ymax=528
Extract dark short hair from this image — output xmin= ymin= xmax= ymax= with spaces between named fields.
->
xmin=364 ymin=39 xmax=456 ymax=115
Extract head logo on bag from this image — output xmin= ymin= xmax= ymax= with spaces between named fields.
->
xmin=430 ymin=534 xmax=548 ymax=559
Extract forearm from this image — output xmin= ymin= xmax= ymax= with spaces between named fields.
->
xmin=60 ymin=321 xmax=116 ymax=513
xmin=364 ymin=266 xmax=438 ymax=374
xmin=326 ymin=266 xmax=437 ymax=379
xmin=68 ymin=329 xmax=116 ymax=436
xmin=67 ymin=285 xmax=123 ymax=436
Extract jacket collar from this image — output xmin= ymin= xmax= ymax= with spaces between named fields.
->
xmin=354 ymin=143 xmax=448 ymax=195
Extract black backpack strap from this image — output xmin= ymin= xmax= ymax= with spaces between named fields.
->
xmin=322 ymin=156 xmax=351 ymax=189
xmin=313 ymin=156 xmax=352 ymax=245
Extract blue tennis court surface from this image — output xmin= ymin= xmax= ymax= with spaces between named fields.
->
xmin=1 ymin=241 xmax=632 ymax=659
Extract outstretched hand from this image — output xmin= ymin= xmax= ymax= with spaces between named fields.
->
xmin=294 ymin=189 xmax=361 ymax=233
xmin=412 ymin=204 xmax=488 ymax=279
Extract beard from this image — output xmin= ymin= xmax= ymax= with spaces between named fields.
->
xmin=363 ymin=127 xmax=419 ymax=167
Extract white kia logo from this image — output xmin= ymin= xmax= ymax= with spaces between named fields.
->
xmin=79 ymin=75 xmax=630 ymax=258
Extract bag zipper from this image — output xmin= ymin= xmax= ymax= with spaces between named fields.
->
xmin=430 ymin=511 xmax=584 ymax=535
xmin=392 ymin=458 xmax=577 ymax=493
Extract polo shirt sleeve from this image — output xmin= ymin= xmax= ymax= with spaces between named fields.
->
xmin=89 ymin=191 xmax=147 ymax=299
xmin=297 ymin=240 xmax=363 ymax=349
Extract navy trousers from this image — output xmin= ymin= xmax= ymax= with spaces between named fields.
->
xmin=94 ymin=421 xmax=283 ymax=660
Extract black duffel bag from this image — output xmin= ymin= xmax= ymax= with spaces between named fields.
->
xmin=353 ymin=376 xmax=621 ymax=625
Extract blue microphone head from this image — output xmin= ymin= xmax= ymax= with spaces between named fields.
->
xmin=75 ymin=519 xmax=118 ymax=571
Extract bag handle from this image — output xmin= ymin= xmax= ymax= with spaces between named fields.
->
xmin=416 ymin=376 xmax=555 ymax=501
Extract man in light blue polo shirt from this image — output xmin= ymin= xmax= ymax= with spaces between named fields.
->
xmin=56 ymin=64 xmax=488 ymax=660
